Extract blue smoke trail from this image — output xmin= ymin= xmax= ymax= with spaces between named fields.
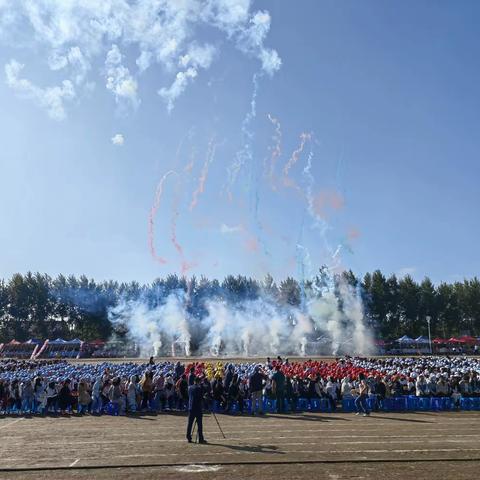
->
xmin=296 ymin=211 xmax=309 ymax=312
xmin=226 ymin=73 xmax=261 ymax=198
xmin=302 ymin=143 xmax=342 ymax=269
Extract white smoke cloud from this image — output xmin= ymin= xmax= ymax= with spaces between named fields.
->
xmin=105 ymin=44 xmax=139 ymax=108
xmin=158 ymin=67 xmax=198 ymax=113
xmin=109 ymin=273 xmax=372 ymax=358
xmin=5 ymin=59 xmax=75 ymax=120
xmin=109 ymin=293 xmax=191 ymax=357
xmin=0 ymin=0 xmax=281 ymax=117
xmin=111 ymin=133 xmax=124 ymax=146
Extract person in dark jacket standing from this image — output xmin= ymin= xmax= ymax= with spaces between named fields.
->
xmin=224 ymin=364 xmax=234 ymax=391
xmin=249 ymin=366 xmax=265 ymax=415
xmin=186 ymin=376 xmax=206 ymax=444
xmin=188 ymin=367 xmax=196 ymax=386
xmin=272 ymin=366 xmax=286 ymax=413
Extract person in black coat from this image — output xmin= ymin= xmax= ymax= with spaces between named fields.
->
xmin=58 ymin=379 xmax=74 ymax=413
xmin=224 ymin=364 xmax=234 ymax=391
xmin=188 ymin=368 xmax=196 ymax=386
xmin=186 ymin=376 xmax=206 ymax=444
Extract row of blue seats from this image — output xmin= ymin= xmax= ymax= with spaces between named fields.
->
xmin=104 ymin=396 xmax=480 ymax=415
xmin=211 ymin=398 xmax=333 ymax=413
xmin=214 ymin=396 xmax=480 ymax=414
xmin=342 ymin=395 xmax=480 ymax=412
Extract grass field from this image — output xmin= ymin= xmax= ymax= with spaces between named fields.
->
xmin=1 ymin=410 xmax=479 ymax=479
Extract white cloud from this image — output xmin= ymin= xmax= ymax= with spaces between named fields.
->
xmin=1 ymin=1 xmax=281 ymax=115
xmin=397 ymin=266 xmax=417 ymax=278
xmin=111 ymin=133 xmax=124 ymax=146
xmin=5 ymin=59 xmax=75 ymax=120
xmin=220 ymin=223 xmax=242 ymax=234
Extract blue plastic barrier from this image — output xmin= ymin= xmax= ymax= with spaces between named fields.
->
xmin=366 ymin=397 xmax=377 ymax=411
xmin=342 ymin=398 xmax=355 ymax=412
xmin=441 ymin=397 xmax=452 ymax=410
xmin=297 ymin=398 xmax=309 ymax=411
xmin=395 ymin=397 xmax=407 ymax=411
xmin=383 ymin=398 xmax=395 ymax=411
xmin=321 ymin=398 xmax=332 ymax=412
xmin=418 ymin=397 xmax=431 ymax=411
xmin=105 ymin=402 xmax=119 ymax=416
xmin=461 ymin=397 xmax=472 ymax=411
xmin=309 ymin=398 xmax=321 ymax=411
xmin=263 ymin=399 xmax=276 ymax=413
xmin=407 ymin=395 xmax=419 ymax=411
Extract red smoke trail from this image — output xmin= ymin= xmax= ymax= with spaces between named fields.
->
xmin=148 ymin=170 xmax=177 ymax=264
xmin=183 ymin=146 xmax=196 ymax=174
xmin=170 ymin=195 xmax=189 ymax=272
xmin=283 ymin=132 xmax=311 ymax=190
xmin=267 ymin=113 xmax=282 ymax=188
xmin=190 ymin=137 xmax=217 ymax=211
xmin=149 ymin=133 xmax=192 ymax=266
xmin=170 ymin=152 xmax=198 ymax=275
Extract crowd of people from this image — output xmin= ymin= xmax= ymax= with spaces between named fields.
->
xmin=0 ymin=355 xmax=479 ymax=417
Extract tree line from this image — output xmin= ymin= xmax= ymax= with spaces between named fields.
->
xmin=0 ymin=270 xmax=478 ymax=343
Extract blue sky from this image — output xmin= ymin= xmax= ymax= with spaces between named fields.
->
xmin=0 ymin=0 xmax=478 ymax=285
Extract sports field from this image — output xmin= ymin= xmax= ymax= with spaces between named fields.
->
xmin=1 ymin=411 xmax=479 ymax=479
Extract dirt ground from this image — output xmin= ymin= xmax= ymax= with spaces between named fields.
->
xmin=0 ymin=411 xmax=479 ymax=479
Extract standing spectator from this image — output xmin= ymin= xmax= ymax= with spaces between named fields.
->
xmin=249 ymin=366 xmax=264 ymax=415
xmin=202 ymin=376 xmax=212 ymax=411
xmin=153 ymin=373 xmax=165 ymax=410
xmin=355 ymin=376 xmax=370 ymax=416
xmin=77 ymin=380 xmax=91 ymax=414
xmin=224 ymin=365 xmax=234 ymax=392
xmin=341 ymin=375 xmax=354 ymax=399
xmin=427 ymin=375 xmax=437 ymax=396
xmin=9 ymin=380 xmax=21 ymax=413
xmin=272 ymin=365 xmax=286 ymax=413
xmin=186 ymin=376 xmax=206 ymax=444
xmin=91 ymin=377 xmax=103 ymax=414
xmin=58 ymin=379 xmax=74 ymax=414
xmin=436 ymin=376 xmax=449 ymax=396
xmin=164 ymin=375 xmax=175 ymax=410
xmin=176 ymin=374 xmax=188 ymax=410
xmin=174 ymin=361 xmax=185 ymax=381
xmin=212 ymin=375 xmax=226 ymax=409
xmin=109 ymin=377 xmax=125 ymax=415
xmin=21 ymin=380 xmax=34 ymax=414
xmin=33 ymin=377 xmax=47 ymax=414
xmin=375 ymin=376 xmax=387 ymax=410
xmin=127 ymin=375 xmax=138 ymax=413
xmin=416 ymin=375 xmax=428 ymax=397
xmin=188 ymin=367 xmax=196 ymax=386
xmin=226 ymin=373 xmax=240 ymax=413
xmin=325 ymin=376 xmax=337 ymax=411
xmin=46 ymin=381 xmax=58 ymax=413
xmin=140 ymin=371 xmax=153 ymax=411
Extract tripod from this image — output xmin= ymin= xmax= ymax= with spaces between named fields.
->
xmin=211 ymin=410 xmax=226 ymax=439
